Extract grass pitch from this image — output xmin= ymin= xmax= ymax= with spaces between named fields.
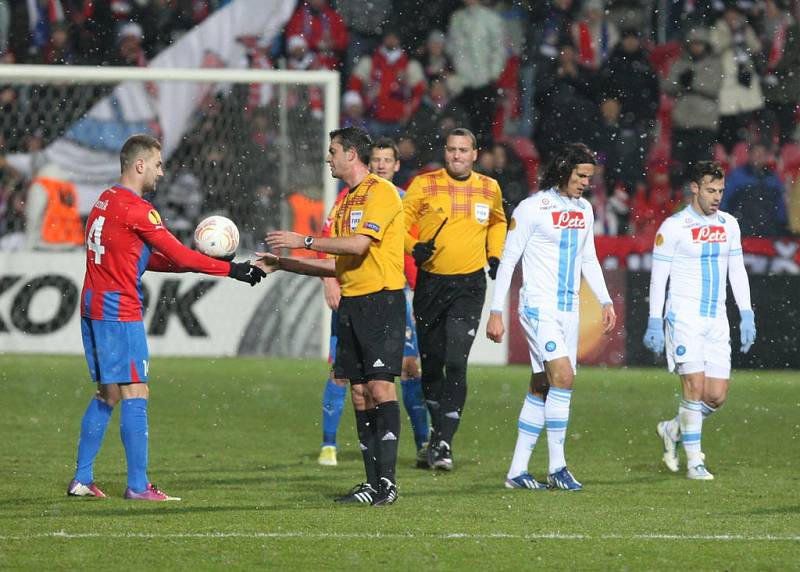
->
xmin=0 ymin=354 xmax=797 ymax=570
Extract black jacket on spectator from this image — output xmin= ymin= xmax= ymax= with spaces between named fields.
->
xmin=721 ymin=165 xmax=788 ymax=238
xmin=492 ymin=143 xmax=529 ymax=221
xmin=533 ymin=59 xmax=601 ymax=161
xmin=406 ymin=97 xmax=469 ymax=166
xmin=599 ymin=44 xmax=660 ymax=126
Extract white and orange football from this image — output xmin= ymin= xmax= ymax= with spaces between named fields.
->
xmin=194 ymin=215 xmax=239 ymax=259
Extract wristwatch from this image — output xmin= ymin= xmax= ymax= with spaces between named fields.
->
xmin=304 ymin=235 xmax=315 ymax=250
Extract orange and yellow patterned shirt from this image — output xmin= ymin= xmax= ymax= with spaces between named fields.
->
xmin=403 ymin=168 xmax=507 ymax=275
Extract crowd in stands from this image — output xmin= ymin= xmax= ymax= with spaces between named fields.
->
xmin=1 ymin=0 xmax=799 ymax=252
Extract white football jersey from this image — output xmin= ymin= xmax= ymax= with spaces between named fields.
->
xmin=491 ymin=188 xmax=611 ymax=313
xmin=653 ymin=206 xmax=743 ymax=319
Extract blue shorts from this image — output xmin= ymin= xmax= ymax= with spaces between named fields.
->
xmin=403 ymin=286 xmax=419 ymax=358
xmin=81 ymin=317 xmax=149 ymax=384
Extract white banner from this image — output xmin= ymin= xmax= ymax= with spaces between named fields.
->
xmin=0 ymin=252 xmax=507 ymax=365
xmin=5 ymin=0 xmax=295 ymax=213
xmin=0 ymin=252 xmax=323 ymax=357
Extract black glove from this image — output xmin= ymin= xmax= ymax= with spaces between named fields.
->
xmin=678 ymin=68 xmax=694 ymax=89
xmin=737 ymin=64 xmax=752 ymax=87
xmin=412 ymin=241 xmax=436 ymax=266
xmin=228 ymin=261 xmax=266 ymax=286
xmin=487 ymin=256 xmax=500 ymax=280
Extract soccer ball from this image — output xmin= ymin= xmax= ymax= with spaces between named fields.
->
xmin=194 ymin=215 xmax=239 ymax=259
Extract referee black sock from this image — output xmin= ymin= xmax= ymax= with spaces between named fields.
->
xmin=375 ymin=400 xmax=400 ymax=484
xmin=422 ymin=376 xmax=444 ymax=443
xmin=355 ymin=408 xmax=379 ymax=489
xmin=439 ymin=377 xmax=467 ymax=447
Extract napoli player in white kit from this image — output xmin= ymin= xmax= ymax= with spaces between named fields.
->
xmin=487 ymin=143 xmax=616 ymax=491
xmin=643 ymin=161 xmax=756 ymax=480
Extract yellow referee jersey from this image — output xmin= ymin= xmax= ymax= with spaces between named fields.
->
xmin=403 ymin=168 xmax=507 ymax=275
xmin=331 ymin=173 xmax=405 ymax=296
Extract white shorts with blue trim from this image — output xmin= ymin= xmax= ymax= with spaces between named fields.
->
xmin=665 ymin=311 xmax=731 ymax=378
xmin=518 ymin=305 xmax=579 ymax=374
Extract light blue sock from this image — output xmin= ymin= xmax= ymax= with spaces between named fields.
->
xmin=401 ymin=377 xmax=429 ymax=449
xmin=120 ymin=398 xmax=149 ymax=493
xmin=74 ymin=398 xmax=114 ymax=484
xmin=321 ymin=379 xmax=347 ymax=447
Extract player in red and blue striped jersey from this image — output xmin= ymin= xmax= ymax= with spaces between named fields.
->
xmin=67 ymin=134 xmax=265 ymax=501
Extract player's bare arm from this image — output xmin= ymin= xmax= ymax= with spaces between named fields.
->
xmin=486 ymin=311 xmax=505 ymax=343
xmin=266 ymin=230 xmax=372 ymax=256
xmin=255 ymin=251 xmax=336 ymax=277
xmin=601 ymin=303 xmax=617 ymax=334
xmin=322 ymin=277 xmax=341 ymax=310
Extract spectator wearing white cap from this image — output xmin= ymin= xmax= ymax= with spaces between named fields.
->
xmin=419 ymin=30 xmax=455 ymax=82
xmin=341 ymin=90 xmax=368 ymax=132
xmin=113 ymin=21 xmax=147 ymax=67
xmin=286 ymin=35 xmax=324 ymax=120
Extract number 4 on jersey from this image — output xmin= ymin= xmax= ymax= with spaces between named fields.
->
xmin=87 ymin=216 xmax=106 ymax=264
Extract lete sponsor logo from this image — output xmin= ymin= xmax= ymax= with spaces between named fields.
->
xmin=691 ymin=226 xmax=727 ymax=243
xmin=551 ymin=211 xmax=586 ymax=229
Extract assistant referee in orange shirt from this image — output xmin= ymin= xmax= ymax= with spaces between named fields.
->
xmin=403 ymin=127 xmax=507 ymax=471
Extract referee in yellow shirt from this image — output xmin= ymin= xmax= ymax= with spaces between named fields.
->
xmin=403 ymin=127 xmax=507 ymax=470
xmin=262 ymin=127 xmax=405 ymax=506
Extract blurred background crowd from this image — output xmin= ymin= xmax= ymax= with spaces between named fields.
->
xmin=0 ymin=0 xmax=799 ymax=253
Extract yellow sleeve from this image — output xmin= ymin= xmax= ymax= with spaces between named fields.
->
xmin=357 ymin=184 xmax=400 ymax=240
xmin=486 ymin=180 xmax=507 ymax=259
xmin=402 ymin=176 xmax=424 ymax=255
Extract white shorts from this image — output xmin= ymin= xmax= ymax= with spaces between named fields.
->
xmin=518 ymin=305 xmax=579 ymax=374
xmin=665 ymin=311 xmax=731 ymax=379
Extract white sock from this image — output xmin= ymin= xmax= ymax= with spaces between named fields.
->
xmin=507 ymin=393 xmax=545 ymax=479
xmin=679 ymin=399 xmax=703 ymax=465
xmin=545 ymin=387 xmax=572 ymax=474
xmin=667 ymin=401 xmax=719 ymax=441
xmin=672 ymin=401 xmax=717 ymax=439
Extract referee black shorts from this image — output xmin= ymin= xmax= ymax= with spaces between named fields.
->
xmin=333 ymin=288 xmax=405 ymax=383
xmin=413 ymin=269 xmax=486 ymax=328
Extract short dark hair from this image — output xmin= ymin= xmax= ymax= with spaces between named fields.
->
xmin=329 ymin=126 xmax=372 ymax=165
xmin=447 ymin=127 xmax=477 ymax=149
xmin=688 ymin=161 xmax=725 ymax=185
xmin=539 ymin=143 xmax=597 ymax=190
xmin=120 ymin=134 xmax=161 ymax=174
xmin=371 ymin=137 xmax=399 ymax=161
